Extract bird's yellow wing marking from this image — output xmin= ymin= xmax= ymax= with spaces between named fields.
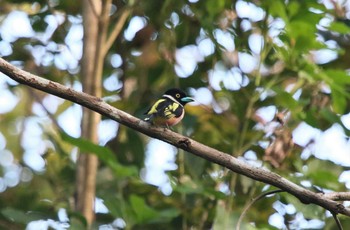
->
xmin=146 ymin=99 xmax=166 ymax=115
xmin=164 ymin=102 xmax=180 ymax=118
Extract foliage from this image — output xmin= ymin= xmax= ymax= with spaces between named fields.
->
xmin=1 ymin=0 xmax=350 ymax=229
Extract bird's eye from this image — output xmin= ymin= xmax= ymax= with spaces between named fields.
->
xmin=176 ymin=93 xmax=180 ymax=98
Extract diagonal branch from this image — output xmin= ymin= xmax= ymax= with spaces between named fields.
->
xmin=322 ymin=192 xmax=350 ymax=201
xmin=236 ymin=189 xmax=284 ymax=230
xmin=332 ymin=211 xmax=344 ymax=230
xmin=103 ymin=8 xmax=131 ymax=57
xmin=0 ymin=57 xmax=350 ymax=217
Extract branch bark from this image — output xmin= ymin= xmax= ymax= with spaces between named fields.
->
xmin=322 ymin=192 xmax=350 ymax=201
xmin=0 ymin=57 xmax=350 ymax=217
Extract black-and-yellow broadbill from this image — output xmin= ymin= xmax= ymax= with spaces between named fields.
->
xmin=144 ymin=88 xmax=194 ymax=126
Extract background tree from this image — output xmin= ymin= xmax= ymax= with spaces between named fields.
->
xmin=1 ymin=0 xmax=350 ymax=229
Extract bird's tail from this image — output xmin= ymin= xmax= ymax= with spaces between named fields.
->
xmin=144 ymin=115 xmax=153 ymax=122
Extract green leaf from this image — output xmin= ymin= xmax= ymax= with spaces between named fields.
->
xmin=274 ymin=89 xmax=299 ymax=110
xmin=212 ymin=202 xmax=241 ymax=230
xmin=67 ymin=211 xmax=88 ymax=230
xmin=287 ymin=21 xmax=324 ymax=51
xmin=60 ymin=132 xmax=137 ymax=177
xmin=328 ymin=21 xmax=350 ymax=34
xmin=103 ymin=194 xmax=136 ymax=226
xmin=331 ymin=88 xmax=347 ymax=114
xmin=184 ymin=153 xmax=206 ymax=179
xmin=157 ymin=208 xmax=180 ymax=220
xmin=320 ymin=108 xmax=341 ymax=124
xmin=306 ymin=159 xmax=344 ymax=191
xmin=287 ymin=1 xmax=300 ymax=18
xmin=324 ymin=70 xmax=350 ymax=114
xmin=264 ymin=0 xmax=288 ymax=21
xmin=206 ymin=0 xmax=226 ymax=18
xmin=1 ymin=207 xmax=43 ymax=225
xmin=129 ymin=195 xmax=159 ymax=223
xmin=115 ymin=127 xmax=145 ymax=167
xmin=283 ymin=195 xmax=324 ymax=219
xmin=325 ymin=69 xmax=350 ymax=85
xmin=174 ymin=178 xmax=204 ymax=195
xmin=302 ymin=110 xmax=319 ymax=127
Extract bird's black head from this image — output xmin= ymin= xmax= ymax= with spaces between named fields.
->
xmin=164 ymin=88 xmax=194 ymax=106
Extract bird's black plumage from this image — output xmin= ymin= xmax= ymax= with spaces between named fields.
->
xmin=144 ymin=88 xmax=194 ymax=126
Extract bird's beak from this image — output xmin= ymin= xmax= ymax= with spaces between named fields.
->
xmin=181 ymin=97 xmax=195 ymax=103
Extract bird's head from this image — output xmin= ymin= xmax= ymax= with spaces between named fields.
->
xmin=164 ymin=88 xmax=194 ymax=106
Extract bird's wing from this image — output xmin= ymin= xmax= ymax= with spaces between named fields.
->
xmin=144 ymin=98 xmax=168 ymax=115
xmin=145 ymin=98 xmax=183 ymax=119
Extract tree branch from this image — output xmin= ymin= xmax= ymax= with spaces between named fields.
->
xmin=236 ymin=189 xmax=284 ymax=230
xmin=322 ymin=192 xmax=350 ymax=201
xmin=332 ymin=211 xmax=344 ymax=230
xmin=103 ymin=7 xmax=131 ymax=57
xmin=0 ymin=57 xmax=350 ymax=217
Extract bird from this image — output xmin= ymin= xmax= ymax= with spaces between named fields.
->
xmin=144 ymin=88 xmax=194 ymax=127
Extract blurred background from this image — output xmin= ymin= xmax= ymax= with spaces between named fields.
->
xmin=1 ymin=0 xmax=350 ymax=229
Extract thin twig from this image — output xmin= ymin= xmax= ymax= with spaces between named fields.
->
xmin=103 ymin=7 xmax=132 ymax=57
xmin=96 ymin=0 xmax=112 ymax=61
xmin=332 ymin=212 xmax=343 ymax=230
xmin=236 ymin=189 xmax=284 ymax=230
xmin=28 ymin=89 xmax=62 ymax=129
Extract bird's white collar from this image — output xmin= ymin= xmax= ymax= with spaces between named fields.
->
xmin=163 ymin=94 xmax=183 ymax=106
